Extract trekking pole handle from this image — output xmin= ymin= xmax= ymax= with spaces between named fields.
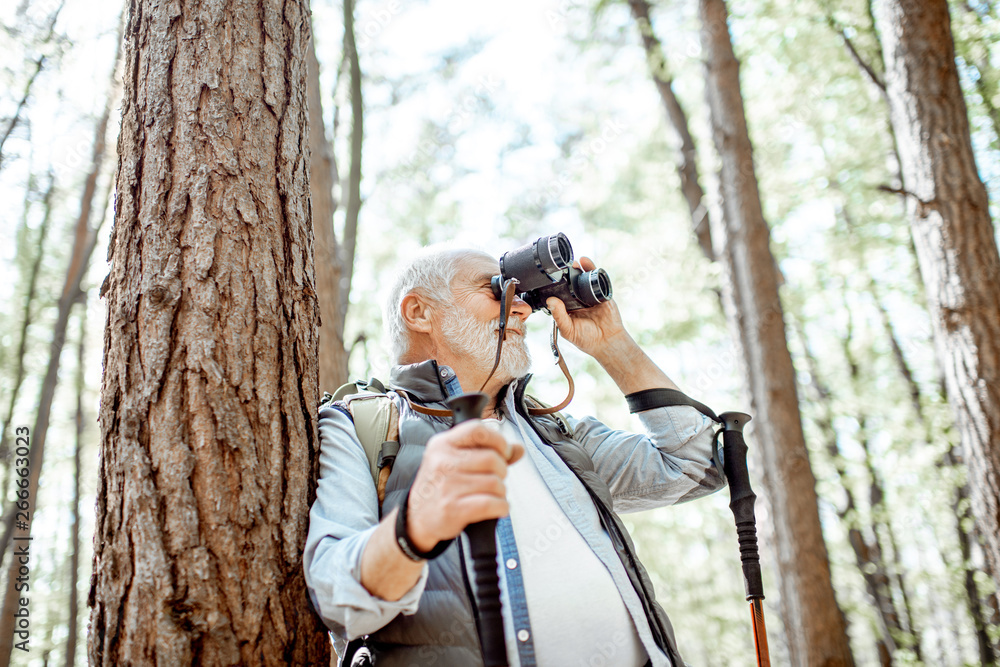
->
xmin=447 ymin=393 xmax=508 ymax=667
xmin=719 ymin=411 xmax=764 ymax=601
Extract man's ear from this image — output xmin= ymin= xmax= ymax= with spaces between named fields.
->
xmin=400 ymin=292 xmax=435 ymax=334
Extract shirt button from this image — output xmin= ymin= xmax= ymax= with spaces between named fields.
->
xmin=517 ymin=629 xmax=530 ymax=643
xmin=506 ymin=558 xmax=518 ymax=570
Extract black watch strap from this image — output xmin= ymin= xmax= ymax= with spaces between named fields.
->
xmin=625 ymin=388 xmax=720 ymax=423
xmin=394 ymin=487 xmax=452 ymax=561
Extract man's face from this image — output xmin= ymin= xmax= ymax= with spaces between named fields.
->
xmin=438 ymin=254 xmax=532 ymax=384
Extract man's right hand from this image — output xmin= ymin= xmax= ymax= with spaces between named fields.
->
xmin=405 ymin=421 xmax=524 ymax=553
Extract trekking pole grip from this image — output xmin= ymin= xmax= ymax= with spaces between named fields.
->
xmin=447 ymin=392 xmax=508 ymax=667
xmin=719 ymin=412 xmax=763 ymax=600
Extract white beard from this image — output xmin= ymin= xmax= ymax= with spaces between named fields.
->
xmin=439 ymin=306 xmax=532 ymax=385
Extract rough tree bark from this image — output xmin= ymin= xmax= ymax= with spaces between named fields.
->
xmin=308 ymin=34 xmax=349 ymax=391
xmin=876 ymin=0 xmax=1000 ymax=590
xmin=87 ymin=0 xmax=329 ymax=664
xmin=698 ymin=0 xmax=855 ymax=664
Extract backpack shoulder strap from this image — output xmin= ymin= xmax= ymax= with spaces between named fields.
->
xmin=337 ymin=379 xmax=400 ymax=509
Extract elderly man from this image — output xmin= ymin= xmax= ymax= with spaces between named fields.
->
xmin=304 ymin=246 xmax=725 ymax=667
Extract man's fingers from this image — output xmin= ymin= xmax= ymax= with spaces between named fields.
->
xmin=444 ymin=421 xmax=511 ymax=457
xmin=546 ymin=296 xmax=575 ymax=338
xmin=453 ymin=495 xmax=511 ymax=523
xmin=578 ymin=255 xmax=596 ymax=271
xmin=444 ymin=448 xmax=508 ymax=477
xmin=447 ymin=472 xmax=507 ymax=500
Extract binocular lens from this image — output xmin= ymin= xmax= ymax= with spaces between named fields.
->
xmin=547 ymin=234 xmax=573 ymax=273
xmin=574 ymin=268 xmax=613 ymax=307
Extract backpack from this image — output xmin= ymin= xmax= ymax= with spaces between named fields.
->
xmin=320 ymin=378 xmax=400 ymax=509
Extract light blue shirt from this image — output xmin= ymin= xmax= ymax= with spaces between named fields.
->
xmin=303 ymin=373 xmax=723 ymax=666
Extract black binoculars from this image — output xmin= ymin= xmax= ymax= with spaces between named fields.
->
xmin=491 ymin=233 xmax=613 ymax=312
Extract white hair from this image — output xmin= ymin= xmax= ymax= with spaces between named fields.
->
xmin=384 ymin=245 xmax=493 ymax=362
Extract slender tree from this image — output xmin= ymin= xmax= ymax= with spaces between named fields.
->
xmin=339 ymin=0 xmax=364 ymax=331
xmin=308 ymin=34 xmax=349 ymax=391
xmin=0 ymin=24 xmax=118 ymax=663
xmin=65 ymin=304 xmax=86 ymax=667
xmin=626 ymin=0 xmax=713 ymax=260
xmin=87 ymin=0 xmax=328 ymax=663
xmin=0 ymin=0 xmax=67 ymax=171
xmin=698 ymin=0 xmax=855 ymax=663
xmin=0 ymin=174 xmax=55 ymax=535
xmin=794 ymin=314 xmax=907 ymax=666
xmin=875 ymin=0 xmax=1000 ymax=589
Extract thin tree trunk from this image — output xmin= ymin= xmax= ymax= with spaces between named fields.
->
xmin=340 ymin=0 xmax=363 ymax=331
xmin=0 ymin=33 xmax=117 ymax=666
xmin=871 ymin=282 xmax=996 ymax=663
xmin=0 ymin=175 xmax=56 ymax=520
xmin=698 ymin=0 xmax=855 ymax=663
xmin=87 ymin=0 xmax=328 ymax=663
xmin=876 ymin=0 xmax=1000 ymax=590
xmin=843 ymin=314 xmax=923 ymax=661
xmin=308 ymin=33 xmax=348 ymax=391
xmin=64 ymin=304 xmax=86 ymax=667
xmin=956 ymin=3 xmax=1000 ymax=146
xmin=0 ymin=0 xmax=66 ymax=171
xmin=0 ymin=57 xmax=45 ymax=172
xmin=794 ymin=317 xmax=903 ymax=663
xmin=627 ymin=0 xmax=713 ymax=260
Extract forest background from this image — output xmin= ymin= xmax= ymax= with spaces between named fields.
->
xmin=0 ymin=0 xmax=999 ymax=665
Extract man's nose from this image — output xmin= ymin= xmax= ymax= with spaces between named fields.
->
xmin=510 ymin=294 xmax=531 ymax=321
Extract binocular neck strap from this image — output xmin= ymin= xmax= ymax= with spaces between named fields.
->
xmin=526 ymin=321 xmax=574 ymax=415
xmin=478 ymin=278 xmax=519 ymax=392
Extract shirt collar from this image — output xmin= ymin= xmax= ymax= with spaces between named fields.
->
xmin=389 ymin=360 xmax=452 ymax=404
xmin=389 ymin=360 xmax=532 ymax=406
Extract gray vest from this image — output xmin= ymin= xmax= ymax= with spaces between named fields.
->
xmin=365 ymin=361 xmax=683 ymax=667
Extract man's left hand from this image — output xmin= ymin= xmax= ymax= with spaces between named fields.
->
xmin=545 ymin=256 xmax=631 ymax=361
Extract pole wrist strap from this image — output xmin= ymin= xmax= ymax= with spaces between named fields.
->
xmin=624 ymin=387 xmax=720 ymax=423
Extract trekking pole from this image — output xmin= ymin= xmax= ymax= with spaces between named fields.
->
xmin=447 ymin=392 xmax=508 ymax=667
xmin=718 ymin=411 xmax=770 ymax=667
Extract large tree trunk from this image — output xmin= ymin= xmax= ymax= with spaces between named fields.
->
xmin=876 ymin=0 xmax=1000 ymax=588
xmin=698 ymin=0 xmax=855 ymax=664
xmin=308 ymin=35 xmax=349 ymax=391
xmin=87 ymin=0 xmax=329 ymax=664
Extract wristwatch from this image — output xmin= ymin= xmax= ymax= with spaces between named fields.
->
xmin=395 ymin=487 xmax=452 ymax=561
